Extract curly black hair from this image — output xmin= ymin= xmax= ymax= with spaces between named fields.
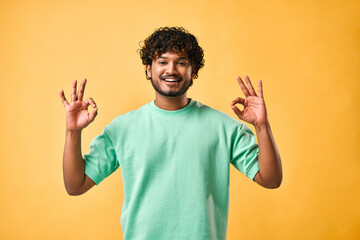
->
xmin=138 ymin=26 xmax=205 ymax=79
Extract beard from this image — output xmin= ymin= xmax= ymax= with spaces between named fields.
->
xmin=150 ymin=76 xmax=193 ymax=97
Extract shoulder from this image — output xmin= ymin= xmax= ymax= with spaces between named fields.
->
xmin=192 ymin=100 xmax=245 ymax=128
xmin=104 ymin=102 xmax=151 ymax=132
xmin=114 ymin=102 xmax=150 ymax=121
xmin=191 ymin=100 xmax=254 ymax=141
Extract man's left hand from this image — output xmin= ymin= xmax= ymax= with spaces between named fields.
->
xmin=230 ymin=76 xmax=268 ymax=127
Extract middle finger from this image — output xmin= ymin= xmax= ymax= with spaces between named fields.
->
xmin=71 ymin=80 xmax=77 ymax=102
xmin=236 ymin=76 xmax=250 ymax=97
xmin=244 ymin=76 xmax=257 ymax=96
xmin=78 ymin=78 xmax=87 ymax=102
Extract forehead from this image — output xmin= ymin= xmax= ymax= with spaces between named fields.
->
xmin=155 ymin=51 xmax=189 ymax=60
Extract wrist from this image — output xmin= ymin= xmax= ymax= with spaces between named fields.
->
xmin=254 ymin=121 xmax=270 ymax=133
xmin=66 ymin=129 xmax=82 ymax=136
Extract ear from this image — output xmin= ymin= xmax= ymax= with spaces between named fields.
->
xmin=191 ymin=68 xmax=196 ymax=79
xmin=146 ymin=65 xmax=151 ymax=79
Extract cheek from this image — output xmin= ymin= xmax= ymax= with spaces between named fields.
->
xmin=151 ymin=66 xmax=163 ymax=76
xmin=186 ymin=67 xmax=193 ymax=78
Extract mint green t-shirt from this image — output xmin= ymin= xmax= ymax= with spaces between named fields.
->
xmin=83 ymin=99 xmax=259 ymax=240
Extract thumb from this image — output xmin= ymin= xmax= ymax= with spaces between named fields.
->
xmin=231 ymin=105 xmax=243 ymax=120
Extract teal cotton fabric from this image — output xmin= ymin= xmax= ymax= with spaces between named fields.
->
xmin=83 ymin=99 xmax=259 ymax=240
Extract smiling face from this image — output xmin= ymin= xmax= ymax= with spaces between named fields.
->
xmin=146 ymin=51 xmax=194 ymax=98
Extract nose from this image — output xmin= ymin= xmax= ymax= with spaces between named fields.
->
xmin=165 ymin=61 xmax=178 ymax=75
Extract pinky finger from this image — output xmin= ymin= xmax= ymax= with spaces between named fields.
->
xmin=60 ymin=89 xmax=69 ymax=106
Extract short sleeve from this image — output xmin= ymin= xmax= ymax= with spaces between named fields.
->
xmin=230 ymin=124 xmax=259 ymax=181
xmin=83 ymin=128 xmax=119 ymax=185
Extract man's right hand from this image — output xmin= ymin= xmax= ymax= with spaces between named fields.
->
xmin=60 ymin=79 xmax=98 ymax=132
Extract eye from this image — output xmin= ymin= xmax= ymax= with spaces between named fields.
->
xmin=178 ymin=62 xmax=187 ymax=66
xmin=158 ymin=61 xmax=167 ymax=65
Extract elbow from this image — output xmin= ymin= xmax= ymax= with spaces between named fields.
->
xmin=64 ymin=175 xmax=95 ymax=196
xmin=256 ymin=171 xmax=282 ymax=189
xmin=67 ymin=191 xmax=82 ymax=196
xmin=266 ymin=180 xmax=282 ymax=189
xmin=266 ymin=175 xmax=283 ymax=189
xmin=65 ymin=185 xmax=84 ymax=196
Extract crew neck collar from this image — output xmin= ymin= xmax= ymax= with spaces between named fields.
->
xmin=149 ymin=98 xmax=195 ymax=115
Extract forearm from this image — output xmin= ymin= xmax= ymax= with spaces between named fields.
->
xmin=63 ymin=130 xmax=86 ymax=194
xmin=254 ymin=122 xmax=282 ymax=188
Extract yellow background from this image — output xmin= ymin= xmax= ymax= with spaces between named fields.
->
xmin=1 ymin=0 xmax=359 ymax=239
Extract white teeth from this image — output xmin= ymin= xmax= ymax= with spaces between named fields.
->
xmin=164 ymin=79 xmax=177 ymax=82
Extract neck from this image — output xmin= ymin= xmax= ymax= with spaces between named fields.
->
xmin=154 ymin=93 xmax=190 ymax=111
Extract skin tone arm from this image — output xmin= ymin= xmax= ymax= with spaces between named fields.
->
xmin=231 ymin=76 xmax=282 ymax=189
xmin=60 ymin=79 xmax=98 ymax=195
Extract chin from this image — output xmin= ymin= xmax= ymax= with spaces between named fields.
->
xmin=158 ymin=91 xmax=184 ymax=98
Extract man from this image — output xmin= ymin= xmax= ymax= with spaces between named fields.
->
xmin=60 ymin=27 xmax=282 ymax=240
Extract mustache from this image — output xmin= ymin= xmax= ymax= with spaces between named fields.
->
xmin=159 ymin=75 xmax=183 ymax=81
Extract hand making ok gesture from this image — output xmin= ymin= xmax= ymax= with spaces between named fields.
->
xmin=231 ymin=76 xmax=268 ymax=127
xmin=60 ymin=79 xmax=98 ymax=132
